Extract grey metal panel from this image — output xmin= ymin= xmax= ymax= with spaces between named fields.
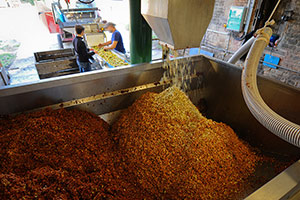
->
xmin=0 ymin=61 xmax=165 ymax=115
xmin=245 ymin=160 xmax=300 ymax=200
xmin=34 ymin=48 xmax=75 ymax=62
xmin=203 ymin=57 xmax=300 ymax=156
xmin=0 ymin=75 xmax=5 ymax=87
xmin=142 ymin=15 xmax=174 ymax=47
xmin=0 ymin=67 xmax=9 ymax=86
xmin=141 ymin=0 xmax=215 ymax=49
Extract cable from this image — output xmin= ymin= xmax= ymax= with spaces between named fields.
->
xmin=263 ymin=0 xmax=282 ymax=28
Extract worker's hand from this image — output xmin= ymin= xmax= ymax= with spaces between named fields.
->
xmin=98 ymin=43 xmax=104 ymax=48
xmin=103 ymin=46 xmax=109 ymax=51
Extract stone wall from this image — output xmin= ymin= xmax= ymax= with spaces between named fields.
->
xmin=202 ymin=0 xmax=250 ymax=60
xmin=261 ymin=0 xmax=300 ymax=88
xmin=201 ymin=0 xmax=300 ymax=88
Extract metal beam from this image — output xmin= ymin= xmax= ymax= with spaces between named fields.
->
xmin=129 ymin=0 xmax=152 ymax=64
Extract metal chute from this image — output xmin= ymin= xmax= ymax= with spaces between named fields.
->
xmin=141 ymin=0 xmax=215 ymax=50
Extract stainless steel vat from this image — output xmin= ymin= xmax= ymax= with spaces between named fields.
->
xmin=0 ymin=55 xmax=299 ymax=198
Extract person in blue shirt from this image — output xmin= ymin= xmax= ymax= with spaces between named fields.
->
xmin=98 ymin=22 xmax=126 ymax=54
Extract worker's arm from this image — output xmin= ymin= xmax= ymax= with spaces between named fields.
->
xmin=98 ymin=40 xmax=112 ymax=47
xmin=104 ymin=41 xmax=118 ymax=50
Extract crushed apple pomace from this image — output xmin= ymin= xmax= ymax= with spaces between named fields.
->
xmin=112 ymin=86 xmax=262 ymax=199
xmin=0 ymin=108 xmax=148 ymax=200
xmin=1 ymin=87 xmax=277 ymax=199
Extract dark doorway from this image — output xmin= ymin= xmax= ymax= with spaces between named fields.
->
xmin=252 ymin=0 xmax=280 ymax=31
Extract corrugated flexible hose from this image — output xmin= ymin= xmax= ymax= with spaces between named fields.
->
xmin=242 ymin=27 xmax=300 ymax=148
xmin=228 ymin=36 xmax=255 ymax=64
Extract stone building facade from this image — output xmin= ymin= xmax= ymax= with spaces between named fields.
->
xmin=201 ymin=0 xmax=300 ymax=88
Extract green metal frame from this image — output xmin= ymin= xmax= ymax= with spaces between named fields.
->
xmin=129 ymin=0 xmax=152 ymax=64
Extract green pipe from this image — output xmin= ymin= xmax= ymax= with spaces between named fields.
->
xmin=129 ymin=0 xmax=152 ymax=64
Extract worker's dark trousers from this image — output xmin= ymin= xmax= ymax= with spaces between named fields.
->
xmin=76 ymin=59 xmax=91 ymax=73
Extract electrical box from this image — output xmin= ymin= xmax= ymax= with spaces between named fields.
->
xmin=227 ymin=6 xmax=246 ymax=32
